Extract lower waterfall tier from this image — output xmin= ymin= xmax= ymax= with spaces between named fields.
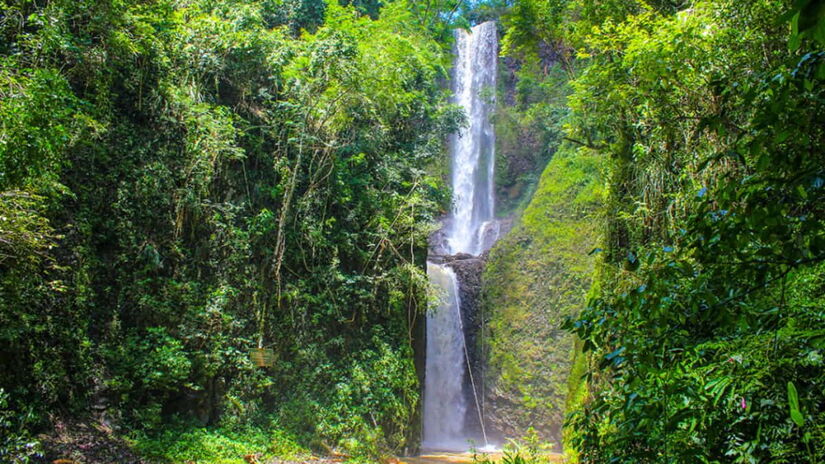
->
xmin=422 ymin=256 xmax=501 ymax=452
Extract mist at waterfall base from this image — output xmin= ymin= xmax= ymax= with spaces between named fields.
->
xmin=421 ymin=21 xmax=500 ymax=454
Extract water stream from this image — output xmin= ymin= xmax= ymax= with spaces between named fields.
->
xmin=446 ymin=21 xmax=498 ymax=257
xmin=422 ymin=21 xmax=498 ymax=453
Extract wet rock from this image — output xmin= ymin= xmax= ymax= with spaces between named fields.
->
xmin=428 ymin=217 xmax=452 ymax=257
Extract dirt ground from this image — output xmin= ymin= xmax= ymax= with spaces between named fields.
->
xmin=36 ymin=418 xmax=149 ymax=464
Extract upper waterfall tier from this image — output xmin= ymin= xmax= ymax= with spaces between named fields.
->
xmin=446 ymin=21 xmax=498 ymax=256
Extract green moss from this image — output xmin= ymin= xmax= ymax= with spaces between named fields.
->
xmin=482 ymin=144 xmax=602 ymax=447
xmin=562 ymin=337 xmax=588 ymax=463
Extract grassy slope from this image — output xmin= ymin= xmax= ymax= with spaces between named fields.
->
xmin=482 ymin=144 xmax=601 ymax=448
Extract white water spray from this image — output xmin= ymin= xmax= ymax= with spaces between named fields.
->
xmin=447 ymin=21 xmax=498 ymax=256
xmin=422 ymin=262 xmax=469 ymax=451
xmin=422 ymin=21 xmax=498 ymax=452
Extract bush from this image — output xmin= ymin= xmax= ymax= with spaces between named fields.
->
xmin=0 ymin=390 xmax=42 ymax=464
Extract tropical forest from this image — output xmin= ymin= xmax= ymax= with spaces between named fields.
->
xmin=1 ymin=0 xmax=824 ymax=463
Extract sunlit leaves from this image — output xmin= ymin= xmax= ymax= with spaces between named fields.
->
xmin=787 ymin=381 xmax=805 ymax=427
xmin=0 ymin=0 xmax=453 ymax=455
xmin=559 ymin=0 xmax=825 ymax=462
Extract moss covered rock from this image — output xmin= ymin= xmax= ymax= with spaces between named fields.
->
xmin=481 ymin=145 xmax=602 ymax=448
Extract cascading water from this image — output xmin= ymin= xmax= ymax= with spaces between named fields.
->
xmin=422 ymin=262 xmax=468 ymax=450
xmin=422 ymin=21 xmax=498 ymax=453
xmin=447 ymin=21 xmax=498 ymax=257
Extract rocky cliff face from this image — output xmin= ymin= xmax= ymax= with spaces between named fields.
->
xmin=442 ymin=253 xmax=488 ymax=441
xmin=481 ymin=146 xmax=601 ymax=449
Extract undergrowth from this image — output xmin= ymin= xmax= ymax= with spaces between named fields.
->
xmin=131 ymin=424 xmax=309 ymax=464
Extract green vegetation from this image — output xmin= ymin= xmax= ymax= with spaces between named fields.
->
xmin=486 ymin=0 xmax=825 ymax=462
xmin=472 ymin=430 xmax=560 ymax=464
xmin=492 ymin=40 xmax=570 ymax=215
xmin=0 ymin=0 xmax=465 ymax=460
xmin=3 ymin=0 xmax=825 ymax=462
xmin=497 ymin=0 xmax=825 ymax=462
xmin=483 ymin=143 xmax=601 ymax=446
xmin=132 ymin=425 xmax=308 ymax=464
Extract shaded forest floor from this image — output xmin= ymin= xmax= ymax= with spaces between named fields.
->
xmin=37 ymin=418 xmax=147 ymax=464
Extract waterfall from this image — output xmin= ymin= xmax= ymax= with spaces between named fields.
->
xmin=422 ymin=21 xmax=498 ymax=452
xmin=447 ymin=21 xmax=498 ymax=256
xmin=422 ymin=262 xmax=468 ymax=450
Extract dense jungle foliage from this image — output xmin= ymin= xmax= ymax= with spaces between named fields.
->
xmin=482 ymin=0 xmax=825 ymax=462
xmin=3 ymin=0 xmax=825 ymax=462
xmin=0 ymin=0 xmax=472 ymax=460
xmin=493 ymin=0 xmax=825 ymax=462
